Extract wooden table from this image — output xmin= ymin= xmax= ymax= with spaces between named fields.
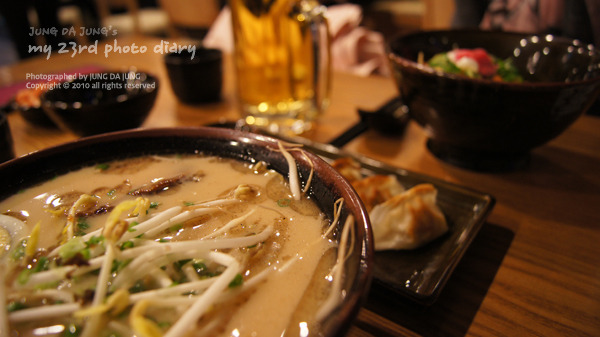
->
xmin=3 ymin=36 xmax=600 ymax=337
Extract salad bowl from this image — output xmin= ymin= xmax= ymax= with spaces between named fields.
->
xmin=388 ymin=30 xmax=600 ymax=171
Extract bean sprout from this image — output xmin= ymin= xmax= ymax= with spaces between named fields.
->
xmin=1 ymin=151 xmax=355 ymax=337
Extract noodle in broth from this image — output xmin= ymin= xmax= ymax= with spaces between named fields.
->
xmin=0 ymin=152 xmax=347 ymax=337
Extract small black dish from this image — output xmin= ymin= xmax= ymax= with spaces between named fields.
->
xmin=0 ymin=112 xmax=15 ymax=162
xmin=19 ymin=106 xmax=58 ymax=128
xmin=42 ymin=71 xmax=158 ymax=136
xmin=164 ymin=47 xmax=222 ymax=104
xmin=4 ymin=90 xmax=58 ymax=128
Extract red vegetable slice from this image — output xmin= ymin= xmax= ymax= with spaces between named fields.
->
xmin=453 ymin=48 xmax=498 ymax=77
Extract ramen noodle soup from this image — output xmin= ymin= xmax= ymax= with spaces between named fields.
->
xmin=230 ymin=0 xmax=331 ymax=134
xmin=0 ymin=150 xmax=351 ymax=337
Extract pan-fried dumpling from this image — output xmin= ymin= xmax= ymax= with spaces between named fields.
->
xmin=331 ymin=157 xmax=448 ymax=250
xmin=331 ymin=157 xmax=363 ymax=183
xmin=370 ymin=184 xmax=448 ymax=250
xmin=351 ymin=175 xmax=405 ymax=211
xmin=331 ymin=158 xmax=405 ymax=211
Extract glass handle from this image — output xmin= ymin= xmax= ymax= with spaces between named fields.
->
xmin=301 ymin=0 xmax=331 ymax=112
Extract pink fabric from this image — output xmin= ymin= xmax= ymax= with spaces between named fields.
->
xmin=328 ymin=5 xmax=389 ymax=76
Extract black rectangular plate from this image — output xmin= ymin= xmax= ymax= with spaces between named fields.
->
xmin=281 ymin=138 xmax=495 ymax=305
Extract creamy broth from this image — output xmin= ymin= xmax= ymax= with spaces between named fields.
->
xmin=0 ymin=154 xmax=341 ymax=337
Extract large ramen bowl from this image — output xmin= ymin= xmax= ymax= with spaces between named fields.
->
xmin=0 ymin=127 xmax=373 ymax=336
xmin=388 ymin=30 xmax=600 ymax=171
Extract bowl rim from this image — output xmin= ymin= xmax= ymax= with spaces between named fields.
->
xmin=41 ymin=70 xmax=159 ymax=110
xmin=0 ymin=126 xmax=374 ymax=335
xmin=387 ymin=28 xmax=600 ymax=89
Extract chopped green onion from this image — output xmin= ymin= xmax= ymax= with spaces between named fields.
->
xmin=17 ymin=257 xmax=50 ymax=284
xmin=33 ymin=257 xmax=50 ymax=272
xmin=192 ymin=261 xmax=207 ymax=274
xmin=111 ymin=259 xmax=132 ymax=273
xmin=77 ymin=219 xmax=90 ymax=230
xmin=80 ymin=248 xmax=91 ymax=260
xmin=11 ymin=239 xmax=27 ymax=260
xmin=174 ymin=259 xmax=192 ymax=271
xmin=277 ymin=198 xmax=291 ymax=207
xmin=75 ymin=218 xmax=90 ymax=236
xmin=86 ymin=235 xmax=104 ymax=246
xmin=59 ymin=237 xmax=87 ymax=260
xmin=120 ymin=241 xmax=134 ymax=250
xmin=95 ymin=163 xmax=110 ymax=171
xmin=228 ymin=273 xmax=244 ymax=288
xmin=127 ymin=222 xmax=139 ymax=232
xmin=6 ymin=301 xmax=27 ymax=312
xmin=169 ymin=224 xmax=183 ymax=232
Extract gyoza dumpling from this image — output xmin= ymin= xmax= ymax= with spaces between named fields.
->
xmin=351 ymin=175 xmax=405 ymax=211
xmin=332 ymin=158 xmax=405 ymax=211
xmin=369 ymin=183 xmax=448 ymax=250
xmin=331 ymin=157 xmax=363 ymax=183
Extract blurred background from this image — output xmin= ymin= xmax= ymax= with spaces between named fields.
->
xmin=2 ymin=0 xmax=599 ymax=64
xmin=0 ymin=0 xmax=597 ymax=94
xmin=0 ymin=0 xmax=456 ymax=66
xmin=2 ymin=0 xmax=598 ymax=64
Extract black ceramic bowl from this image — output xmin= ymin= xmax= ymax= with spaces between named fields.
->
xmin=388 ymin=30 xmax=600 ymax=171
xmin=0 ymin=126 xmax=373 ymax=336
xmin=42 ymin=71 xmax=158 ymax=136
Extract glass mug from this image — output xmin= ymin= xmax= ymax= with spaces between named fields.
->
xmin=230 ymin=0 xmax=331 ymax=134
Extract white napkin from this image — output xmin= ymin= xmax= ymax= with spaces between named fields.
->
xmin=203 ymin=4 xmax=389 ymax=76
